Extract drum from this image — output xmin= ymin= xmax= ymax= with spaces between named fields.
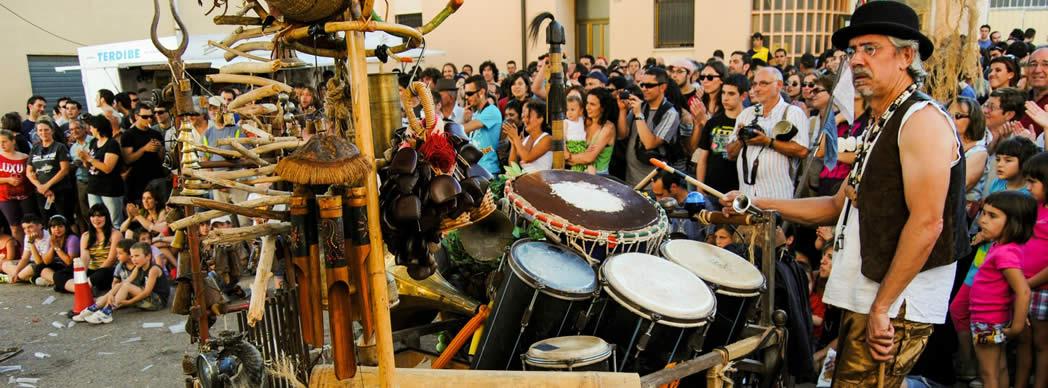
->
xmin=505 ymin=170 xmax=668 ymax=263
xmin=592 ymin=253 xmax=715 ymax=374
xmin=660 ymin=240 xmax=765 ymax=353
xmin=522 ymin=336 xmax=615 ymax=372
xmin=472 ymin=240 xmax=599 ymax=371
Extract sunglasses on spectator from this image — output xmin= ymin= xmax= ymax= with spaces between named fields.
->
xmin=802 ymin=82 xmax=816 ymax=88
xmin=639 ymin=82 xmax=664 ymax=89
xmin=953 ymin=113 xmax=970 ymax=119
xmin=699 ymin=75 xmax=720 ymax=81
xmin=811 ymin=88 xmax=828 ymax=95
xmin=789 ymin=82 xmax=800 ymax=87
xmin=464 ymin=90 xmax=480 ymax=97
xmin=139 ymin=114 xmax=154 ymax=119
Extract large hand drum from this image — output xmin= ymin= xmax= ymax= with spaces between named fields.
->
xmin=505 ymin=170 xmax=668 ymax=263
xmin=471 ymin=240 xmax=599 ymax=371
xmin=660 ymin=240 xmax=766 ymax=353
xmin=593 ymin=253 xmax=715 ymax=375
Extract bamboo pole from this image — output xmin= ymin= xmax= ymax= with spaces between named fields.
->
xmin=240 ymin=176 xmax=284 ymax=185
xmin=203 ymin=164 xmax=277 ymax=179
xmin=216 ymin=136 xmax=297 ymax=146
xmin=253 ymin=140 xmax=303 ymax=154
xmin=206 ymin=74 xmax=293 ymax=92
xmin=168 ymin=196 xmax=287 ymax=220
xmin=231 ymin=142 xmax=270 ymax=166
xmin=183 ymin=169 xmax=291 ymax=196
xmin=204 ymin=222 xmax=292 ymax=246
xmin=346 ymin=3 xmax=395 ymax=386
xmin=208 ymin=39 xmax=270 ymax=62
xmin=228 ymin=84 xmax=285 ymax=111
xmin=168 ymin=194 xmax=289 ymax=230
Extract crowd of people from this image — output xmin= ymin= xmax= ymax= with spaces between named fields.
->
xmin=0 ymin=2 xmax=1046 ymax=385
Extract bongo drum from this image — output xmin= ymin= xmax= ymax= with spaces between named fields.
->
xmin=504 ymin=170 xmax=668 ymax=263
xmin=522 ymin=335 xmax=616 ymax=372
xmin=472 ymin=240 xmax=599 ymax=371
xmin=660 ymin=240 xmax=765 ymax=353
xmin=592 ymin=253 xmax=715 ymax=374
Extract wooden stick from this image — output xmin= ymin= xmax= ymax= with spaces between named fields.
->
xmin=253 ymin=140 xmax=303 ymax=154
xmin=228 ymin=84 xmax=285 ymax=111
xmin=231 ymin=142 xmax=270 ymax=166
xmin=168 ymin=196 xmax=287 ymax=220
xmin=223 ymin=41 xmax=275 ymax=61
xmin=219 ymin=60 xmax=284 ymax=75
xmin=247 ymin=235 xmax=276 ymax=326
xmin=183 ymin=169 xmax=291 ymax=196
xmin=218 ymin=25 xmax=284 ymax=48
xmin=240 ymin=176 xmax=283 ymax=185
xmin=214 ymin=15 xmax=263 ymax=25
xmin=233 ymin=103 xmax=277 ymax=116
xmin=168 ymin=195 xmax=289 ymax=231
xmin=216 ymin=136 xmax=297 ymax=146
xmin=204 ymin=164 xmax=277 ymax=179
xmin=310 ymin=366 xmax=642 ymax=387
xmin=204 ymin=222 xmax=291 ymax=246
xmin=205 ymin=74 xmax=293 ymax=92
xmin=238 ymin=122 xmax=273 ymax=139
xmin=346 ymin=13 xmax=396 ymax=387
xmin=188 ymin=144 xmax=241 ymax=159
xmin=208 ymin=40 xmax=269 ymax=62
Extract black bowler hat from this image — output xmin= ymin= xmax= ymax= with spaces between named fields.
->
xmin=831 ymin=1 xmax=934 ymax=60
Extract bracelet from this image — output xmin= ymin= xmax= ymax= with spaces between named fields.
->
xmin=768 ymin=138 xmax=776 ymax=149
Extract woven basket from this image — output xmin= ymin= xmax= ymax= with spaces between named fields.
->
xmin=440 ymin=191 xmax=496 ymax=233
xmin=266 ymin=0 xmax=348 ymax=23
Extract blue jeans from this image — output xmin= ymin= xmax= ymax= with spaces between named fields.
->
xmin=87 ymin=194 xmax=124 ymax=226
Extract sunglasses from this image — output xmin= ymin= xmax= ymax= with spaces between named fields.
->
xmin=953 ymin=113 xmax=970 ymax=119
xmin=811 ymin=88 xmax=828 ymax=95
xmin=789 ymin=82 xmax=800 ymax=87
xmin=639 ymin=82 xmax=663 ymax=89
xmin=464 ymin=90 xmax=481 ymax=97
xmin=155 ymin=110 xmax=168 ymax=115
xmin=699 ymin=75 xmax=720 ymax=81
xmin=139 ymin=114 xmax=154 ymax=119
xmin=802 ymin=82 xmax=816 ymax=88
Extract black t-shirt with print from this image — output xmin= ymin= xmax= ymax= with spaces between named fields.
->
xmin=86 ymin=138 xmax=125 ymax=197
xmin=29 ymin=142 xmax=71 ymax=191
xmin=697 ymin=112 xmax=739 ymax=194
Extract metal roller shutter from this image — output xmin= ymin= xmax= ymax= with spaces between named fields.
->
xmin=27 ymin=55 xmax=88 ymax=112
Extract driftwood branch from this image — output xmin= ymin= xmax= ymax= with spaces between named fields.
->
xmin=204 ymin=222 xmax=291 ymax=246
xmin=219 ymin=60 xmax=284 ymax=75
xmin=205 ymin=74 xmax=293 ymax=92
xmin=168 ymin=196 xmax=287 ymax=220
xmin=208 ymin=40 xmax=270 ymax=62
xmin=233 ymin=103 xmax=277 ymax=116
xmin=168 ymin=195 xmax=290 ymax=230
xmin=239 ymin=176 xmax=284 ymax=185
xmin=231 ymin=142 xmax=269 ymax=166
xmin=228 ymin=84 xmax=285 ymax=110
xmin=214 ymin=15 xmax=263 ymax=25
xmin=204 ymin=165 xmax=277 ymax=179
xmin=216 ymin=136 xmax=298 ymax=146
xmin=187 ymin=144 xmax=240 ymax=159
xmin=184 ymin=169 xmax=292 ymax=196
xmin=238 ymin=123 xmax=273 ymax=139
xmin=253 ymin=140 xmax=303 ymax=154
xmin=223 ymin=41 xmax=275 ymax=62
xmin=248 ymin=235 xmax=276 ymax=326
xmin=219 ymin=24 xmax=285 ymax=48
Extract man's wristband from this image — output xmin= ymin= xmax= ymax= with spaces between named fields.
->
xmin=634 ymin=114 xmax=645 ymax=121
xmin=768 ymin=138 xmax=776 ymax=149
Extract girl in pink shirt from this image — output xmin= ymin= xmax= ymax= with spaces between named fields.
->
xmin=970 ymin=190 xmax=1036 ymax=388
xmin=1021 ymin=152 xmax=1048 ymax=388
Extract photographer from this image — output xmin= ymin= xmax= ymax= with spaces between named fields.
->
xmin=726 ymin=67 xmax=809 ymax=200
xmin=616 ymin=67 xmax=682 ymax=187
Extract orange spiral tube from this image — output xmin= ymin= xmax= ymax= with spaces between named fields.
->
xmin=432 ymin=305 xmax=489 ymax=369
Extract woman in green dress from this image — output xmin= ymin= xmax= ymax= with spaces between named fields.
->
xmin=566 ymin=88 xmax=617 ymax=174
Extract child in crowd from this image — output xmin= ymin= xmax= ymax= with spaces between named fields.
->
xmin=564 ymin=95 xmax=591 ymax=172
xmin=811 ymin=245 xmax=839 ymax=368
xmin=35 ymin=215 xmax=79 ymax=288
xmin=989 ymin=136 xmax=1038 ymax=193
xmin=73 ymin=238 xmax=134 ymax=322
xmin=80 ymin=241 xmax=168 ymax=324
xmin=969 ymin=191 xmax=1036 ymax=388
xmin=1021 ymin=152 xmax=1048 ymax=388
xmin=0 ymin=214 xmax=50 ymax=283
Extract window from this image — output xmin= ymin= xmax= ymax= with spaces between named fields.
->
xmin=655 ymin=0 xmax=695 ymax=48
xmin=990 ymin=0 xmax=1048 ymax=7
xmin=396 ymin=13 xmax=423 ymax=28
xmin=752 ymin=0 xmax=850 ymax=60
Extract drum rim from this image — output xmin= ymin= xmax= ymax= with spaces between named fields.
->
xmin=522 ymin=336 xmax=614 ymax=369
xmin=504 ymin=173 xmax=670 ymax=245
xmin=507 ymin=239 xmax=598 ymax=301
xmin=658 ymin=240 xmax=767 ymax=295
xmin=599 ymin=253 xmax=715 ymax=328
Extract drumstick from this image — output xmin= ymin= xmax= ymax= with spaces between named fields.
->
xmin=876 ymin=363 xmax=885 ymax=388
xmin=634 ymin=168 xmax=661 ymax=191
xmin=318 ymin=194 xmax=357 ymax=379
xmin=649 ymin=158 xmax=726 ymax=200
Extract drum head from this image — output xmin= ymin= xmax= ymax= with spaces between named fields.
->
xmin=660 ymin=240 xmax=765 ymax=295
xmin=601 ymin=253 xmax=715 ymax=327
xmin=524 ymin=335 xmax=613 ymax=369
xmin=511 ymin=170 xmax=659 ymax=231
xmin=509 ymin=240 xmax=598 ymax=300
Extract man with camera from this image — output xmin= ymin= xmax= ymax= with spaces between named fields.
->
xmin=726 ymin=67 xmax=809 ymax=200
xmin=616 ymin=67 xmax=681 ymax=187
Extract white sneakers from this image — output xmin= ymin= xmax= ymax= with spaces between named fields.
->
xmin=84 ymin=310 xmax=113 ymax=324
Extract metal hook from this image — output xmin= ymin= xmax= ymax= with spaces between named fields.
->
xmin=151 ymin=0 xmax=189 ymax=59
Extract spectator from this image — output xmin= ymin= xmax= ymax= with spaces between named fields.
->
xmin=96 ymin=89 xmax=115 ymax=111
xmin=419 ymin=67 xmax=442 ymax=90
xmin=698 ymin=61 xmax=727 ymax=120
xmin=695 ymin=74 xmax=748 ymax=207
xmin=984 ymin=87 xmax=1029 ymax=158
xmin=121 ymin=103 xmax=167 ymax=205
xmin=771 ymin=48 xmax=789 ymax=70
xmin=83 ymin=241 xmax=168 ymax=324
xmin=435 ymin=79 xmax=464 ymax=125
xmin=785 ymin=73 xmax=804 ymax=107
xmin=669 ymin=58 xmax=699 ymax=107
xmin=1020 ymin=48 xmax=1048 ymax=136
xmin=728 ymin=50 xmax=753 ymax=79
xmin=36 ymin=215 xmax=78 ymax=288
xmin=58 ymin=204 xmax=120 ymax=297
xmin=505 ymin=60 xmax=518 ymax=75
xmin=946 ymin=97 xmax=989 ymax=210
xmin=617 ymin=67 xmax=682 ymax=187
xmin=991 ymin=30 xmax=1003 ymax=45
xmin=749 ymin=32 xmax=770 ymax=63
xmin=583 ymin=70 xmax=608 ymax=91
xmin=67 ymin=119 xmax=92 ymax=233
xmin=479 ymin=60 xmax=500 ymax=95
xmin=462 ymin=75 xmax=503 ymax=174
xmin=987 ymin=56 xmax=1021 ymax=93
xmin=113 ymin=92 xmax=133 ymax=130
xmin=120 ymin=187 xmax=167 ymax=238
xmin=73 ymin=238 xmax=132 ymax=322
xmin=78 ymin=115 xmax=125 ymax=226
xmin=822 ymin=48 xmax=847 ymax=74
xmin=461 ymin=63 xmax=474 ymax=77
xmin=23 ymin=96 xmax=46 ymax=142
xmin=565 ymin=88 xmax=617 ymax=175
xmin=58 ymin=100 xmax=82 ymax=139
xmin=497 ymin=72 xmax=531 ymax=113
xmin=651 ymin=171 xmax=703 ymax=241
xmin=798 ymin=52 xmax=817 ymax=74
xmin=813 ymin=75 xmax=867 ymax=196
xmin=0 ymin=130 xmax=32 ymax=242
xmin=441 ymin=63 xmax=457 ymax=80
xmin=504 ymin=100 xmax=552 ymax=172
xmin=27 ymin=118 xmax=72 ymax=221
xmin=0 ymin=214 xmax=49 ymax=284
xmin=727 ymin=67 xmax=810 ymax=199
xmin=978 ymin=24 xmax=993 ymax=51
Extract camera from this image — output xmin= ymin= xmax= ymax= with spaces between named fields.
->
xmin=738 ymin=119 xmax=763 ymax=143
xmin=619 ymin=90 xmax=631 ymax=100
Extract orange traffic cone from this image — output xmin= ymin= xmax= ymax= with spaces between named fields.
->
xmin=72 ymin=258 xmax=93 ymax=314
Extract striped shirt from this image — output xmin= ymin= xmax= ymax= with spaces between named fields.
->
xmin=732 ymin=97 xmax=810 ymax=199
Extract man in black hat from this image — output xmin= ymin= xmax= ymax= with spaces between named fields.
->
xmin=722 ymin=2 xmax=968 ymax=386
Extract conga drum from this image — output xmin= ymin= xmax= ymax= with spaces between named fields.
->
xmin=522 ymin=336 xmax=616 ymax=372
xmin=593 ymin=253 xmax=715 ymax=374
xmin=504 ymin=170 xmax=668 ymax=263
xmin=472 ymin=240 xmax=599 ymax=370
xmin=660 ymin=240 xmax=765 ymax=353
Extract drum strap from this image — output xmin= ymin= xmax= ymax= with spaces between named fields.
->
xmin=507 ymin=289 xmax=542 ymax=370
